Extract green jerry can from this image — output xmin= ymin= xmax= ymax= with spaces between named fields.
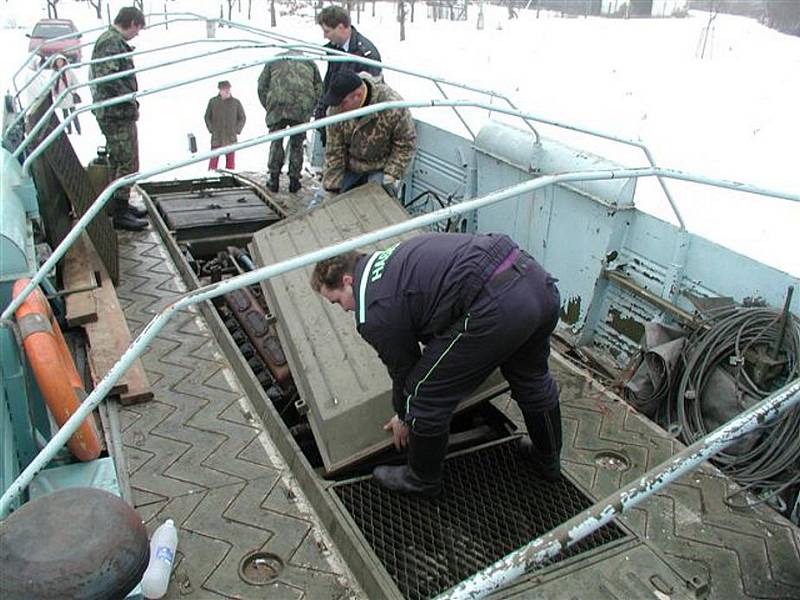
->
xmin=86 ymin=146 xmax=114 ymax=215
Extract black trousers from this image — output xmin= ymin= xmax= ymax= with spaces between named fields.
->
xmin=403 ymin=254 xmax=560 ymax=436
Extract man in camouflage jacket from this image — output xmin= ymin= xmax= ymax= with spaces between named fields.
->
xmin=89 ymin=6 xmax=147 ymax=231
xmin=257 ymin=51 xmax=322 ymax=193
xmin=321 ymin=71 xmax=416 ymax=195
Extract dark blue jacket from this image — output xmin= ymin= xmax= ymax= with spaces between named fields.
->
xmin=315 ymin=26 xmax=382 ymax=117
xmin=353 ymin=233 xmax=517 ymax=416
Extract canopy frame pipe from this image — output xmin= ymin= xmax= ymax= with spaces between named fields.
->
xmin=7 ymin=37 xmax=269 ymax=137
xmin=18 ymin=45 xmax=683 ymax=229
xmin=1 ymin=164 xmax=799 ymax=516
xmin=11 ymin=96 xmax=800 ymax=326
xmin=13 ymin=42 xmax=282 ymax=158
xmin=10 ymin=12 xmax=209 ymax=93
xmin=213 ymin=17 xmax=540 ymax=141
xmin=14 ymin=14 xmax=680 ymax=227
xmin=435 ymin=377 xmax=800 ymax=600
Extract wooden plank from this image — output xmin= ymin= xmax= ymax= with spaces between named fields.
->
xmin=83 ymin=239 xmax=154 ymax=405
xmin=62 ymin=232 xmax=99 ymax=326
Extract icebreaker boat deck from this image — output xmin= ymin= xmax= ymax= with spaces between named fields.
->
xmin=1 ymin=13 xmax=798 ymax=600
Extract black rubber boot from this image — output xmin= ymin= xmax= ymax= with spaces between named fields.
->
xmin=289 ymin=177 xmax=301 ymax=193
xmin=267 ymin=173 xmax=279 ymax=192
xmin=126 ymin=204 xmax=147 ymax=218
xmin=520 ymin=405 xmax=563 ymax=481
xmin=373 ymin=431 xmax=449 ymax=497
xmin=113 ymin=211 xmax=148 ymax=231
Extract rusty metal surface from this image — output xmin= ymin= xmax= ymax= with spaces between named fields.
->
xmin=0 ymin=487 xmax=148 ymax=599
xmin=221 ymin=285 xmax=291 ymax=386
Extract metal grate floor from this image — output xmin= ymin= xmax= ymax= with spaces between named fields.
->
xmin=334 ymin=439 xmax=627 ymax=600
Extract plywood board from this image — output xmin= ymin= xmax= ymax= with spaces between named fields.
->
xmin=62 ymin=232 xmax=98 ymax=326
xmin=83 ymin=239 xmax=153 ymax=405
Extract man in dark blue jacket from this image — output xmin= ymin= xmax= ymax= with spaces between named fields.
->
xmin=314 ymin=5 xmax=382 ymax=144
xmin=311 ymin=233 xmax=562 ymax=497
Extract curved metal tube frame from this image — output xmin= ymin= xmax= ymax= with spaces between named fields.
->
xmin=10 ymin=13 xmax=210 ymax=94
xmin=436 ymin=377 xmax=800 ymax=599
xmin=1 ymin=159 xmax=798 ymax=516
xmin=7 ymin=37 xmax=269 ymax=138
xmin=12 ymin=13 xmax=689 ymax=227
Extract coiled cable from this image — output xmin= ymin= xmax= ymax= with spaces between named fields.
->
xmin=670 ymin=303 xmax=800 ymax=510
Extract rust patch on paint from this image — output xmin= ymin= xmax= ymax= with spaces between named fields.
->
xmin=561 ymin=296 xmax=581 ymax=325
xmin=608 ymin=307 xmax=644 ymax=343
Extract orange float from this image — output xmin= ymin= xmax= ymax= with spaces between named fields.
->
xmin=12 ymin=279 xmax=102 ymax=462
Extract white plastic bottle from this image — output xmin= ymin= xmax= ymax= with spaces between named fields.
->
xmin=306 ymin=185 xmax=325 ymax=211
xmin=141 ymin=518 xmax=178 ymax=599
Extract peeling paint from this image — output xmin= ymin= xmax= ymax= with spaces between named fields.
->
xmin=607 ymin=307 xmax=645 ymax=342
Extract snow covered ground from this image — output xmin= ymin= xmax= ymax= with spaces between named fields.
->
xmin=1 ymin=0 xmax=798 ymax=276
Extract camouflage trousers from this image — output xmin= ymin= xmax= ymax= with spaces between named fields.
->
xmin=97 ymin=119 xmax=139 ymax=213
xmin=267 ymin=119 xmax=305 ymax=179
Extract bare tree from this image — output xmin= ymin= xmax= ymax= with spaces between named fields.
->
xmin=226 ymin=0 xmax=235 ymax=20
xmin=398 ymin=1 xmax=406 ymax=41
xmin=270 ymin=0 xmax=277 ymax=27
xmin=133 ymin=0 xmax=143 ymax=12
xmin=764 ymin=0 xmax=800 ymax=36
xmin=87 ymin=0 xmax=102 ymax=19
xmin=372 ymin=0 xmax=376 ymax=17
xmin=46 ymin=0 xmax=59 ymax=19
xmin=248 ymin=0 xmax=252 ymax=20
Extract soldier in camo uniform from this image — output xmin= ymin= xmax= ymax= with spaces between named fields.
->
xmin=257 ymin=51 xmax=322 ymax=194
xmin=89 ymin=6 xmax=147 ymax=231
xmin=321 ymin=71 xmax=416 ymax=196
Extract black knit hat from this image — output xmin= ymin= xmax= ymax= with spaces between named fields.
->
xmin=322 ymin=71 xmax=363 ymax=106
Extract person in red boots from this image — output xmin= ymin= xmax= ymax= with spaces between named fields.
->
xmin=204 ymin=80 xmax=246 ymax=170
xmin=311 ymin=232 xmax=563 ymax=497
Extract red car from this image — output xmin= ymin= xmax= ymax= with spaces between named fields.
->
xmin=27 ymin=19 xmax=83 ymax=63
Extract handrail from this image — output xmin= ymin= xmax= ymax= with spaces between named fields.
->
xmin=215 ymin=17 xmax=539 ymax=141
xmin=11 ymin=14 xmax=686 ymax=227
xmin=13 ymin=97 xmax=800 ymax=322
xmin=10 ymin=13 xmax=210 ymax=94
xmin=13 ymin=42 xmax=275 ymax=157
xmin=1 ymin=161 xmax=798 ymax=516
xmin=6 ymin=38 xmax=269 ymax=139
xmin=218 ymin=17 xmax=686 ymax=228
xmin=17 ymin=44 xmax=686 ymax=226
xmin=436 ymin=376 xmax=800 ymax=599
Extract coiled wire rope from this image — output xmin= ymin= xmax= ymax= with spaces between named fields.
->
xmin=670 ymin=302 xmax=800 ymax=511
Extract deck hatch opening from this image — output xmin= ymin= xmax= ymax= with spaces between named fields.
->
xmin=333 ymin=439 xmax=628 ymax=600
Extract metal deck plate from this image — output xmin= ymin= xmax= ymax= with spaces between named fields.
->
xmin=114 ymin=229 xmax=357 ymax=599
xmin=144 ymin=177 xmax=282 ymax=242
xmin=333 ymin=438 xmax=627 ymax=600
xmin=250 ymin=184 xmax=507 ymax=474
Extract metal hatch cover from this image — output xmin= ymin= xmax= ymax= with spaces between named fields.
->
xmin=250 ymin=184 xmax=506 ymax=474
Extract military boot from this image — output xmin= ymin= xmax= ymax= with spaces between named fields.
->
xmin=289 ymin=177 xmax=301 ymax=194
xmin=520 ymin=405 xmax=563 ymax=481
xmin=125 ymin=204 xmax=148 ymax=219
xmin=267 ymin=173 xmax=279 ymax=193
xmin=113 ymin=211 xmax=148 ymax=232
xmin=373 ymin=431 xmax=449 ymax=498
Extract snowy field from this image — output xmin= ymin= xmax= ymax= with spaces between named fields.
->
xmin=1 ymin=0 xmax=798 ymax=276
